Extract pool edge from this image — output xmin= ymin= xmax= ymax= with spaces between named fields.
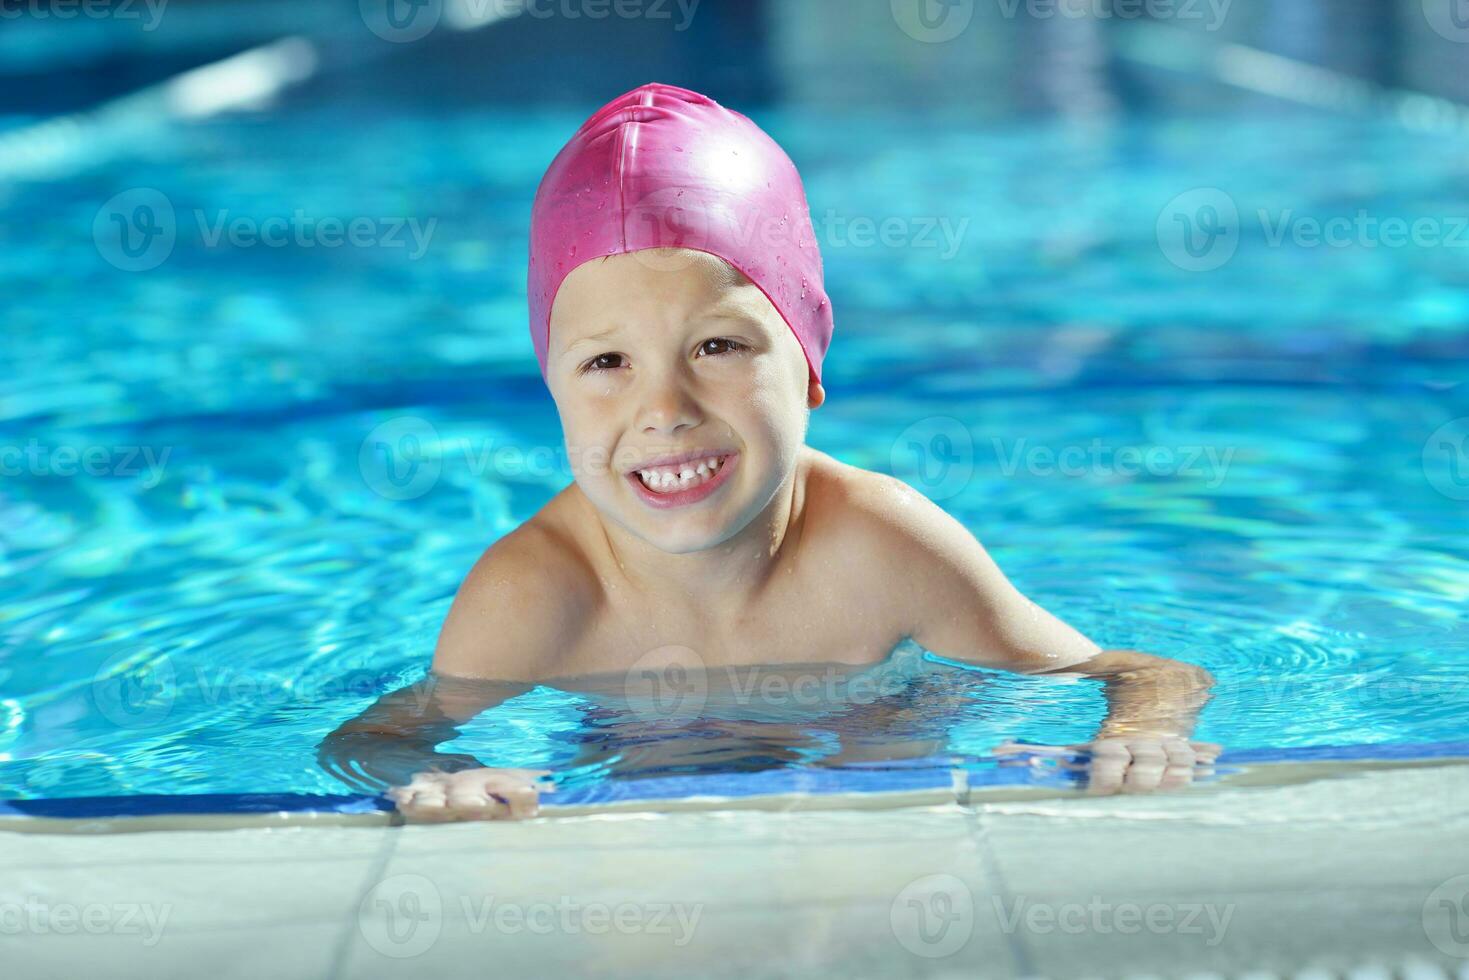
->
xmin=4 ymin=752 xmax=1467 ymax=834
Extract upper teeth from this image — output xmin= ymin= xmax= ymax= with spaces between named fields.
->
xmin=637 ymin=455 xmax=725 ymax=491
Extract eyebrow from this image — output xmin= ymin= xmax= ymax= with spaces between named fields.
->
xmin=698 ymin=305 xmax=766 ymax=326
xmin=560 ymin=325 xmax=625 ymax=357
xmin=558 ymin=303 xmax=770 ymax=360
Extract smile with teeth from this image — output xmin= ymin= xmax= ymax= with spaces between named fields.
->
xmin=635 ymin=455 xmax=728 ymax=494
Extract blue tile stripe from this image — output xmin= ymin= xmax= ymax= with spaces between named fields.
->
xmin=2 ymin=740 xmax=1466 ymax=820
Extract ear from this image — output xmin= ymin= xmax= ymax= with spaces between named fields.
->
xmin=807 ymin=378 xmax=826 ymax=410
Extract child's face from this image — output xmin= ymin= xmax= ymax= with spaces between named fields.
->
xmin=546 ymin=248 xmax=823 ymax=555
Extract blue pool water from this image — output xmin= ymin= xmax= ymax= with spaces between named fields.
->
xmin=1 ymin=104 xmax=1467 ymax=802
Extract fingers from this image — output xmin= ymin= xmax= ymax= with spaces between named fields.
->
xmin=1190 ymin=741 xmax=1223 ymax=764
xmin=1070 ymin=737 xmax=1221 ymax=796
xmin=446 ymin=783 xmax=515 ymax=820
xmin=482 ymin=777 xmax=541 ymax=820
xmin=386 ymin=769 xmax=550 ymax=822
xmin=1160 ymin=739 xmax=1195 ymax=769
xmin=1157 ymin=765 xmax=1195 ymax=790
xmin=1083 ymin=739 xmax=1130 ymax=795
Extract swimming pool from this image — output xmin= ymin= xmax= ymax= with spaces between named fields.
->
xmin=6 ymin=6 xmax=1469 ymax=975
xmin=3 ymin=96 xmax=1467 ymax=812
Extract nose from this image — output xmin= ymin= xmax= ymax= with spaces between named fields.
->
xmin=635 ymin=365 xmax=702 ymax=436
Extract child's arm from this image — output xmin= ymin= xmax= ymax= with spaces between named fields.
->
xmin=315 ymin=674 xmax=542 ymax=807
xmin=851 ymin=472 xmax=1218 ymax=792
xmin=315 ymin=530 xmax=581 ymax=819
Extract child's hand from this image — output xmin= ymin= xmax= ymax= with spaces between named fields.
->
xmin=993 ymin=736 xmax=1222 ymax=795
xmin=386 ymin=767 xmax=556 ymax=821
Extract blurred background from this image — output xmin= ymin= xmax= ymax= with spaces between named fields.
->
xmin=2 ymin=0 xmax=1468 ymax=797
xmin=4 ymin=0 xmax=1468 ymax=428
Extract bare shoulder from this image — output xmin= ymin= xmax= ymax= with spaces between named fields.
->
xmin=796 ymin=448 xmax=947 ymax=631
xmin=801 ymin=447 xmax=1101 ymax=672
xmin=801 ymin=447 xmax=955 ymax=555
xmin=431 ymin=507 xmax=600 ymax=682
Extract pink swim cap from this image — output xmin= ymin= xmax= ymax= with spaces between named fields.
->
xmin=528 ymin=82 xmax=833 ymax=386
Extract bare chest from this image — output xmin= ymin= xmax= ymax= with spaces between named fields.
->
xmin=551 ymin=571 xmax=908 ymax=678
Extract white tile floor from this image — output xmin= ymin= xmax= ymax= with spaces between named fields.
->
xmin=3 ymin=762 xmax=1468 ymax=980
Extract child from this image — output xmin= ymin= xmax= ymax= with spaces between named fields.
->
xmin=318 ymin=83 xmax=1218 ymax=820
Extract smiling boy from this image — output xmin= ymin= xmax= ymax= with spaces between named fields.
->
xmin=318 ymin=83 xmax=1217 ymax=820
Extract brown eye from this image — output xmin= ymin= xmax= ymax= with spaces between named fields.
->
xmin=698 ymin=338 xmax=744 ymax=357
xmin=584 ymin=353 xmax=624 ymax=373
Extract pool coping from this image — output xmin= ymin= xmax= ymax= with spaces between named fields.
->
xmin=4 ymin=740 xmax=1468 ymax=833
